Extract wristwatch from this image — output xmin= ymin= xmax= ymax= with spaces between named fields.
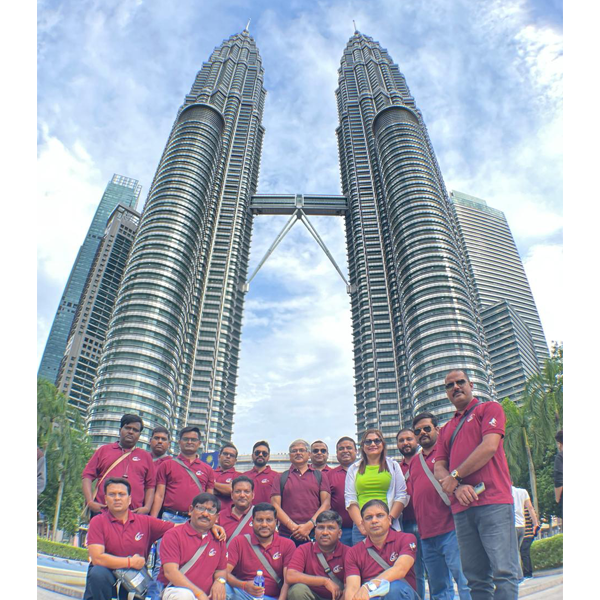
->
xmin=216 ymin=577 xmax=226 ymax=585
xmin=450 ymin=470 xmax=462 ymax=484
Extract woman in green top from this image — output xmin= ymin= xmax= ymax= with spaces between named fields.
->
xmin=344 ymin=428 xmax=408 ymax=545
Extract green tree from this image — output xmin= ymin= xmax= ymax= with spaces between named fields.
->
xmin=37 ymin=378 xmax=93 ymax=539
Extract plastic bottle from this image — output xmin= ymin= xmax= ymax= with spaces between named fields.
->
xmin=146 ymin=543 xmax=156 ymax=570
xmin=253 ymin=570 xmax=265 ymax=598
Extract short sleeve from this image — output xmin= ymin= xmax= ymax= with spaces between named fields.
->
xmin=145 ymin=455 xmax=156 ymax=488
xmin=282 ymin=537 xmax=297 ymax=567
xmin=158 ymin=528 xmax=182 ymax=566
xmin=435 ymin=424 xmax=450 ymax=463
xmin=344 ymin=546 xmax=361 ymax=578
xmin=82 ymin=448 xmax=101 ymax=481
xmin=206 ymin=464 xmax=216 ymax=489
xmin=319 ymin=471 xmax=332 ymax=495
xmin=397 ymin=533 xmax=417 ymax=562
xmin=217 ymin=540 xmax=228 ymax=570
xmin=86 ymin=516 xmax=106 ymax=547
xmin=287 ymin=544 xmax=308 ymax=573
xmin=227 ymin=535 xmax=241 ymax=567
xmin=156 ymin=461 xmax=169 ymax=485
xmin=148 ymin=515 xmax=175 ymax=544
xmin=270 ymin=473 xmax=282 ymax=498
xmin=480 ymin=402 xmax=506 ymax=437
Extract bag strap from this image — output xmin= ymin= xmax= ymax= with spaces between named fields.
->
xmin=172 ymin=458 xmax=205 ymax=492
xmin=181 ymin=540 xmax=210 ymax=575
xmin=315 ymin=548 xmax=343 ymax=588
xmin=280 ymin=468 xmax=322 ymax=495
xmin=417 ymin=451 xmax=451 ymax=507
xmin=244 ymin=534 xmax=282 ymax=586
xmin=448 ymin=404 xmax=478 ymax=454
xmin=226 ymin=510 xmax=253 ymax=548
xmin=93 ymin=450 xmax=134 ymax=501
xmin=366 ymin=547 xmax=390 ymax=572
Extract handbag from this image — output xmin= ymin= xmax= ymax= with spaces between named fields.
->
xmin=113 ymin=566 xmax=153 ymax=600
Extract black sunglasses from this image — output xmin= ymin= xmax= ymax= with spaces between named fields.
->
xmin=364 ymin=439 xmax=382 ymax=446
xmin=414 ymin=425 xmax=433 ymax=436
xmin=312 ymin=448 xmax=328 ymax=454
xmin=254 ymin=450 xmax=269 ymax=457
xmin=445 ymin=379 xmax=467 ymax=390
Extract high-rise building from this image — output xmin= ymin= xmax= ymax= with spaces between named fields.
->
xmin=56 ymin=205 xmax=140 ymax=418
xmin=38 ymin=175 xmax=141 ymax=384
xmin=88 ymin=29 xmax=494 ymax=452
xmin=450 ymin=190 xmax=549 ymax=399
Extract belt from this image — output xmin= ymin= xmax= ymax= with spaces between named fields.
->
xmin=163 ymin=508 xmax=190 ymax=517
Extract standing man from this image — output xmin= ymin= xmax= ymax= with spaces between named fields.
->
xmin=226 ymin=502 xmax=296 ymax=600
xmin=344 ymin=499 xmax=419 ymax=600
xmin=150 ymin=426 xmax=172 ymax=466
xmin=151 ymin=427 xmax=215 ymax=523
xmin=512 ymin=485 xmax=538 ymax=580
xmin=434 ymin=369 xmax=518 ymax=600
xmin=244 ymin=441 xmax=278 ymax=505
xmin=310 ymin=441 xmax=331 ymax=472
xmin=214 ymin=443 xmax=241 ymax=511
xmin=553 ymin=431 xmax=563 ymax=504
xmin=271 ymin=439 xmax=332 ymax=546
xmin=82 ymin=414 xmax=155 ymax=516
xmin=84 ymin=477 xmax=174 ymax=600
xmin=158 ymin=492 xmax=228 ymax=600
xmin=397 ymin=428 xmax=427 ymax=600
xmin=328 ymin=437 xmax=357 ymax=546
xmin=286 ymin=510 xmax=348 ymax=600
xmin=519 ymin=509 xmax=539 ymax=580
xmin=219 ymin=476 xmax=256 ymax=544
xmin=409 ymin=412 xmax=471 ymax=600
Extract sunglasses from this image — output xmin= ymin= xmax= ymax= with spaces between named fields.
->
xmin=414 ymin=425 xmax=433 ymax=436
xmin=254 ymin=450 xmax=269 ymax=457
xmin=312 ymin=448 xmax=328 ymax=454
xmin=445 ymin=379 xmax=467 ymax=390
xmin=364 ymin=439 xmax=383 ymax=446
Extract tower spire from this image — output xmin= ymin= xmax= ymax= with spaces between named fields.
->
xmin=353 ymin=20 xmax=357 ymax=33
xmin=245 ymin=18 xmax=251 ymax=32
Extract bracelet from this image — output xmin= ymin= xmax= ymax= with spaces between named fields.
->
xmin=127 ymin=556 xmax=131 ymax=568
xmin=310 ymin=518 xmax=316 ymax=527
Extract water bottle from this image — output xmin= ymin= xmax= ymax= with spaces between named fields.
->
xmin=146 ymin=543 xmax=156 ymax=570
xmin=253 ymin=570 xmax=265 ymax=598
xmin=365 ymin=579 xmax=390 ymax=597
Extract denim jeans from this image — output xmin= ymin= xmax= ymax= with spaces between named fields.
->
xmin=352 ymin=523 xmax=366 ymax=546
xmin=515 ymin=528 xmax=525 ymax=580
xmin=421 ymin=530 xmax=471 ymax=600
xmin=453 ymin=504 xmax=519 ymax=600
xmin=383 ymin=579 xmax=421 ymax=600
xmin=148 ymin=511 xmax=189 ymax=600
xmin=225 ymin=582 xmax=279 ymax=600
xmin=402 ymin=520 xmax=427 ymax=600
xmin=519 ymin=537 xmax=534 ymax=578
xmin=340 ymin=526 xmax=354 ymax=546
xmin=84 ymin=564 xmax=127 ymax=600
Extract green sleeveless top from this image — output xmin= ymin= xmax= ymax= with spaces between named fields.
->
xmin=355 ymin=464 xmax=392 ymax=508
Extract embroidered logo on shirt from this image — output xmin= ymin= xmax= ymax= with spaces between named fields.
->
xmin=273 ymin=552 xmax=281 ymax=560
xmin=261 ymin=478 xmax=269 ymax=484
xmin=467 ymin=415 xmax=475 ymax=423
xmin=489 ymin=417 xmax=497 ymax=427
xmin=132 ymin=456 xmax=141 ymax=461
xmin=409 ymin=543 xmax=416 ymax=551
xmin=390 ymin=552 xmax=399 ymax=562
xmin=249 ymin=521 xmax=253 ymax=527
xmin=209 ymin=548 xmax=217 ymax=557
xmin=226 ymin=478 xmax=232 ymax=483
xmin=196 ymin=470 xmax=203 ymax=476
xmin=333 ymin=565 xmax=343 ymax=574
xmin=135 ymin=532 xmax=144 ymax=541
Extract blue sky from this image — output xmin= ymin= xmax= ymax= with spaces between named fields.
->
xmin=37 ymin=0 xmax=563 ymax=453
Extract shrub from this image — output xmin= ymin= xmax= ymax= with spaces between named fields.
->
xmin=531 ymin=534 xmax=563 ymax=570
xmin=37 ymin=537 xmax=88 ymax=561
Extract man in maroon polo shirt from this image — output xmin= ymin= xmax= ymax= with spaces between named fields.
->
xmin=271 ymin=439 xmax=332 ymax=546
xmin=408 ymin=412 xmax=470 ymax=600
xmin=344 ymin=499 xmax=419 ymax=600
xmin=150 ymin=426 xmax=172 ymax=466
xmin=226 ymin=502 xmax=296 ymax=600
xmin=82 ymin=414 xmax=155 ymax=516
xmin=158 ymin=492 xmax=227 ymax=600
xmin=151 ymin=427 xmax=215 ymax=522
xmin=219 ymin=475 xmax=256 ymax=545
xmin=85 ymin=477 xmax=174 ymax=600
xmin=286 ymin=510 xmax=348 ymax=600
xmin=434 ymin=369 xmax=518 ymax=600
xmin=310 ymin=441 xmax=331 ymax=472
xmin=244 ymin=440 xmax=277 ymax=505
xmin=328 ymin=437 xmax=357 ymax=547
xmin=214 ymin=443 xmax=241 ymax=511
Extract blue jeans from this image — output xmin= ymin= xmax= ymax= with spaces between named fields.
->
xmin=352 ymin=523 xmax=366 ymax=545
xmin=421 ymin=530 xmax=471 ymax=600
xmin=225 ymin=583 xmax=279 ymax=600
xmin=402 ymin=520 xmax=427 ymax=600
xmin=383 ymin=579 xmax=421 ymax=600
xmin=84 ymin=565 xmax=127 ymax=600
xmin=340 ymin=526 xmax=354 ymax=546
xmin=453 ymin=504 xmax=519 ymax=600
xmin=148 ymin=511 xmax=189 ymax=600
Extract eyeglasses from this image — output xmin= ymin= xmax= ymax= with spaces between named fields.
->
xmin=254 ymin=450 xmax=269 ymax=457
xmin=312 ymin=448 xmax=328 ymax=454
xmin=364 ymin=439 xmax=383 ymax=446
xmin=221 ymin=451 xmax=237 ymax=458
xmin=290 ymin=448 xmax=307 ymax=454
xmin=445 ymin=379 xmax=467 ymax=390
xmin=414 ymin=425 xmax=433 ymax=436
xmin=181 ymin=437 xmax=200 ymax=443
xmin=193 ymin=504 xmax=218 ymax=515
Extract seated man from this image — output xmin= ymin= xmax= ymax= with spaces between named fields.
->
xmin=85 ymin=477 xmax=175 ymax=600
xmin=158 ymin=493 xmax=228 ymax=600
xmin=344 ymin=500 xmax=419 ymax=600
xmin=226 ymin=502 xmax=296 ymax=600
xmin=219 ymin=476 xmax=256 ymax=546
xmin=287 ymin=510 xmax=348 ymax=600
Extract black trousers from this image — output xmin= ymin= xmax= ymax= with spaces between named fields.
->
xmin=84 ymin=564 xmax=127 ymax=600
xmin=520 ymin=536 xmax=534 ymax=577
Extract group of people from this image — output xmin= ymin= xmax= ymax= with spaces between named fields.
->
xmin=80 ymin=369 xmax=539 ymax=600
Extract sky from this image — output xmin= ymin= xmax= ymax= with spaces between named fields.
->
xmin=37 ymin=0 xmax=563 ymax=454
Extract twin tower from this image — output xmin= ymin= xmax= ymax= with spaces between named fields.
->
xmin=88 ymin=29 xmax=494 ymax=451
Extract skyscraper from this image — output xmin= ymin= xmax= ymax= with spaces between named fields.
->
xmin=56 ymin=204 xmax=140 ymax=418
xmin=450 ymin=190 xmax=549 ymax=398
xmin=88 ymin=29 xmax=494 ymax=451
xmin=38 ymin=174 xmax=141 ymax=384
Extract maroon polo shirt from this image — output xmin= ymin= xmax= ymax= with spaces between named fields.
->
xmin=399 ymin=460 xmax=416 ymax=523
xmin=271 ymin=466 xmax=331 ymax=537
xmin=406 ymin=449 xmax=455 ymax=539
xmin=82 ymin=443 xmax=155 ymax=510
xmin=327 ymin=466 xmax=353 ymax=529
xmin=219 ymin=505 xmax=254 ymax=541
xmin=288 ymin=541 xmax=348 ymax=598
xmin=153 ymin=454 xmax=172 ymax=467
xmin=437 ymin=398 xmax=513 ymax=514
xmin=158 ymin=524 xmax=227 ymax=591
xmin=345 ymin=529 xmax=417 ymax=591
xmin=228 ymin=531 xmax=296 ymax=597
xmin=244 ymin=466 xmax=277 ymax=505
xmin=214 ymin=466 xmax=241 ymax=511
xmin=157 ymin=454 xmax=216 ymax=512
xmin=86 ymin=510 xmax=173 ymax=558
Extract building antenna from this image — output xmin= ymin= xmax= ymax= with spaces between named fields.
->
xmin=245 ymin=18 xmax=251 ymax=32
xmin=353 ymin=20 xmax=358 ymax=33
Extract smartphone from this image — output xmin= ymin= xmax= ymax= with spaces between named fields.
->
xmin=473 ymin=482 xmax=485 ymax=495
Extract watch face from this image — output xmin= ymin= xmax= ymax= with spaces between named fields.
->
xmin=367 ymin=582 xmax=377 ymax=591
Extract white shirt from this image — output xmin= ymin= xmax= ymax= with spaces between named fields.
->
xmin=511 ymin=486 xmax=530 ymax=527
